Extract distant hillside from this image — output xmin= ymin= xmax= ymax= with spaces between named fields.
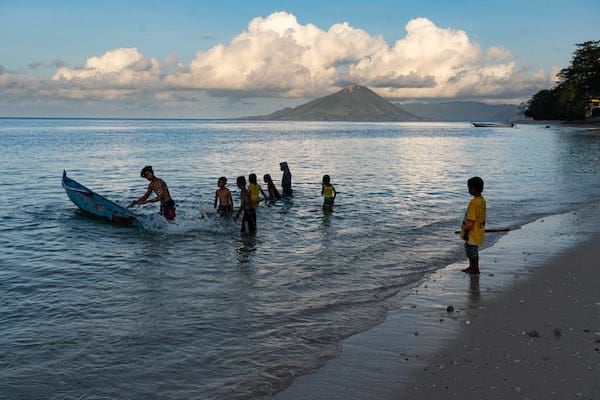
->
xmin=242 ymin=85 xmax=422 ymax=121
xmin=399 ymin=101 xmax=524 ymax=122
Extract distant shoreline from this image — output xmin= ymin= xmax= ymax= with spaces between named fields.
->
xmin=515 ymin=119 xmax=600 ymax=130
xmin=2 ymin=116 xmax=599 ymax=128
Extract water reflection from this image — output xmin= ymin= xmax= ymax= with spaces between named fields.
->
xmin=467 ymin=274 xmax=481 ymax=307
xmin=236 ymin=235 xmax=257 ymax=264
xmin=320 ymin=211 xmax=332 ymax=227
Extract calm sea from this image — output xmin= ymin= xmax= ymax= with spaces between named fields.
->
xmin=1 ymin=118 xmax=600 ymax=399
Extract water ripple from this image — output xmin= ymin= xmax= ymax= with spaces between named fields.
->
xmin=2 ymin=119 xmax=600 ymax=399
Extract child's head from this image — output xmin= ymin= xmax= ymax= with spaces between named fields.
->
xmin=249 ymin=173 xmax=257 ymax=184
xmin=322 ymin=174 xmax=331 ymax=185
xmin=140 ymin=165 xmax=154 ymax=180
xmin=263 ymin=174 xmax=272 ymax=183
xmin=467 ymin=176 xmax=484 ymax=195
xmin=237 ymin=176 xmax=246 ymax=188
xmin=218 ymin=176 xmax=227 ymax=187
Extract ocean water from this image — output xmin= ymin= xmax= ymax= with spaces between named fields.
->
xmin=1 ymin=119 xmax=600 ymax=399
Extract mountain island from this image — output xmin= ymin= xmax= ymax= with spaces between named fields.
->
xmin=243 ymin=84 xmax=422 ymax=121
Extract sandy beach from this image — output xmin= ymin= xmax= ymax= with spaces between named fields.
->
xmin=408 ymin=235 xmax=600 ymax=399
xmin=271 ymin=203 xmax=600 ymax=400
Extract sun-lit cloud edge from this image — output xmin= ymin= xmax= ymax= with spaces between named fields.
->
xmin=0 ymin=12 xmax=559 ymax=117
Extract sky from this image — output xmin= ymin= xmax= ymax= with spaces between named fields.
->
xmin=1 ymin=0 xmax=598 ymax=118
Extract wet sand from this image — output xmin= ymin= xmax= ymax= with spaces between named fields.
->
xmin=408 ymin=235 xmax=600 ymax=398
xmin=270 ymin=203 xmax=600 ymax=399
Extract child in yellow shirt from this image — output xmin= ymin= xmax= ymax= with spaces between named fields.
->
xmin=248 ymin=173 xmax=267 ymax=207
xmin=460 ymin=177 xmax=486 ymax=275
xmin=321 ymin=175 xmax=337 ymax=211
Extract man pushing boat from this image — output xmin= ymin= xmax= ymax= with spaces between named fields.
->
xmin=128 ymin=166 xmax=176 ymax=220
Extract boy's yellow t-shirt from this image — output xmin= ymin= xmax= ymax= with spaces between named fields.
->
xmin=322 ymin=184 xmax=334 ymax=199
xmin=248 ymin=183 xmax=262 ymax=203
xmin=461 ymin=196 xmax=486 ymax=246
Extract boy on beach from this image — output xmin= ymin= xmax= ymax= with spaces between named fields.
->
xmin=460 ymin=177 xmax=486 ymax=274
xmin=321 ymin=174 xmax=337 ymax=211
xmin=214 ymin=177 xmax=233 ymax=217
xmin=233 ymin=176 xmax=256 ymax=235
xmin=128 ymin=166 xmax=176 ymax=220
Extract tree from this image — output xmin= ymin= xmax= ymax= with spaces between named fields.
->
xmin=525 ymin=90 xmax=564 ymax=120
xmin=525 ymin=40 xmax=600 ymax=120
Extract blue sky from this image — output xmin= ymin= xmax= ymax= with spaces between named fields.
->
xmin=1 ymin=0 xmax=598 ymax=118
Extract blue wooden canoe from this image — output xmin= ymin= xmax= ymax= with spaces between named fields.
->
xmin=62 ymin=170 xmax=136 ymax=224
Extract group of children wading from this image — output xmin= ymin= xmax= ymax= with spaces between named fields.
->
xmin=128 ymin=165 xmax=484 ymax=274
xmin=128 ymin=162 xmax=338 ymax=236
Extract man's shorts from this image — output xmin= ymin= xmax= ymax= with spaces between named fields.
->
xmin=161 ymin=199 xmax=176 ymax=221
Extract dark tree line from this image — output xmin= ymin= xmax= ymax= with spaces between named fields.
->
xmin=525 ymin=40 xmax=600 ymax=120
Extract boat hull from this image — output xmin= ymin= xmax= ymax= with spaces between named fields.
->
xmin=472 ymin=122 xmax=515 ymax=128
xmin=62 ymin=171 xmax=136 ymax=224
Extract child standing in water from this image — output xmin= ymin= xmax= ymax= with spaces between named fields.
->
xmin=321 ymin=175 xmax=337 ymax=211
xmin=233 ymin=176 xmax=256 ymax=235
xmin=280 ymin=162 xmax=292 ymax=197
xmin=263 ymin=174 xmax=282 ymax=200
xmin=459 ymin=177 xmax=486 ymax=275
xmin=214 ymin=176 xmax=233 ymax=217
xmin=248 ymin=173 xmax=268 ymax=207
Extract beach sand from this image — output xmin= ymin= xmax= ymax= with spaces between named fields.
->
xmin=271 ymin=203 xmax=600 ymax=400
xmin=408 ymin=235 xmax=600 ymax=399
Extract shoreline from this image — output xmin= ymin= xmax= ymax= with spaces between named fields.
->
xmin=407 ymin=234 xmax=600 ymax=398
xmin=268 ymin=202 xmax=600 ymax=399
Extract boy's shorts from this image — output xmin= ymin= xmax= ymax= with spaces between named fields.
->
xmin=241 ymin=208 xmax=257 ymax=235
xmin=217 ymin=205 xmax=232 ymax=216
xmin=160 ymin=199 xmax=176 ymax=221
xmin=464 ymin=243 xmax=479 ymax=258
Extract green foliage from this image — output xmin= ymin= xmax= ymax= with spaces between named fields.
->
xmin=525 ymin=90 xmax=564 ymax=120
xmin=525 ymin=40 xmax=600 ymax=120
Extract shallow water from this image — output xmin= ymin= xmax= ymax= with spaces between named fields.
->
xmin=272 ymin=201 xmax=600 ymax=400
xmin=1 ymin=119 xmax=600 ymax=399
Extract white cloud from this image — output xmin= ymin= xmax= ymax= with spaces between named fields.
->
xmin=485 ymin=46 xmax=513 ymax=62
xmin=168 ymin=13 xmax=555 ymax=101
xmin=52 ymin=48 xmax=162 ymax=97
xmin=343 ymin=18 xmax=547 ymax=101
xmin=2 ymin=12 xmax=559 ymax=116
xmin=165 ymin=11 xmax=388 ymax=96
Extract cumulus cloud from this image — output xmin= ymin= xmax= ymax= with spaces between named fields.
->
xmin=342 ymin=18 xmax=548 ymax=101
xmin=164 ymin=13 xmax=554 ymax=101
xmin=3 ymin=12 xmax=558 ymax=115
xmin=367 ymin=72 xmax=437 ymax=89
xmin=165 ymin=11 xmax=388 ymax=97
xmin=51 ymin=48 xmax=162 ymax=98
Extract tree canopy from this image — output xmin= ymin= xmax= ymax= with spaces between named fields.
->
xmin=525 ymin=40 xmax=600 ymax=120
